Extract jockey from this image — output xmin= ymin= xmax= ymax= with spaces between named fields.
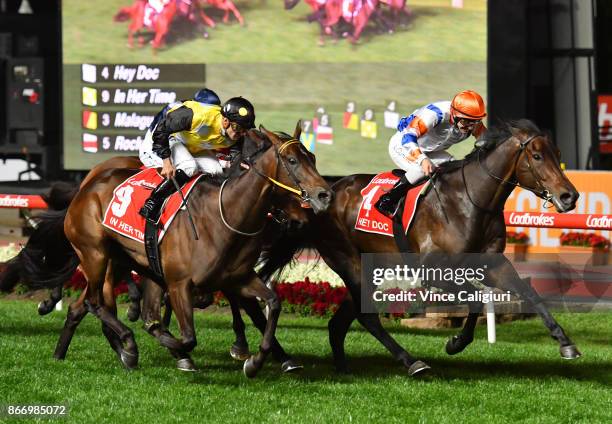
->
xmin=138 ymin=94 xmax=256 ymax=224
xmin=375 ymin=90 xmax=487 ymax=217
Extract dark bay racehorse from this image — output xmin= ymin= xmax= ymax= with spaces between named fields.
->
xmin=0 ymin=161 xmax=145 ymax=318
xmin=49 ymin=126 xmax=331 ymax=377
xmin=257 ymin=120 xmax=581 ymax=375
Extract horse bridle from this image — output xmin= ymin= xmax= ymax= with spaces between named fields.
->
xmin=219 ymin=138 xmax=311 ymax=236
xmin=462 ymin=133 xmax=555 ymax=213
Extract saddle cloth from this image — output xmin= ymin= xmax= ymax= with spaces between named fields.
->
xmin=354 ymin=171 xmax=428 ymax=237
xmin=102 ymin=168 xmax=204 ymax=243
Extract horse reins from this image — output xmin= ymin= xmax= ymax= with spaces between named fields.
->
xmin=462 ymin=133 xmax=554 ymax=214
xmin=219 ymin=138 xmax=310 ymax=236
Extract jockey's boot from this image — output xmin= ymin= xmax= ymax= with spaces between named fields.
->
xmin=374 ymin=174 xmax=412 ymax=218
xmin=139 ymin=169 xmax=190 ymax=224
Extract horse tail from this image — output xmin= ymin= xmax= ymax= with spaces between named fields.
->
xmin=8 ymin=182 xmax=80 ymax=290
xmin=257 ymin=226 xmax=314 ymax=284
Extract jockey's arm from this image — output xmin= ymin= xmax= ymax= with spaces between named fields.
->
xmin=152 ymin=106 xmax=194 ymax=159
xmin=397 ymin=113 xmax=436 ymax=165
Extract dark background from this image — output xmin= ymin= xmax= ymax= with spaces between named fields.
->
xmin=0 ymin=0 xmax=609 ymax=185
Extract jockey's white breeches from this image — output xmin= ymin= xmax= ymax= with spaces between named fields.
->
xmin=139 ymin=130 xmax=224 ymax=177
xmin=388 ymin=132 xmax=454 ymax=184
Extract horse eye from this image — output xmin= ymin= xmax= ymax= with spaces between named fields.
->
xmin=288 ymin=157 xmax=298 ymax=165
xmin=533 ymin=153 xmax=542 ymax=160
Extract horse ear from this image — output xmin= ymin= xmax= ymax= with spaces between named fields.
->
xmin=293 ymin=120 xmax=302 ymax=140
xmin=259 ymin=125 xmax=281 ymax=145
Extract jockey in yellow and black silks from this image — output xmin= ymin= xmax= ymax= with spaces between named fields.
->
xmin=138 ymin=93 xmax=255 ymax=224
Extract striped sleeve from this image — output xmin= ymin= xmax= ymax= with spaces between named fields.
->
xmin=397 ymin=105 xmax=442 ymax=161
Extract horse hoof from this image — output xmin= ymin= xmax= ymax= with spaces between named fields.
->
xmin=281 ymin=359 xmax=303 ymax=373
xmin=119 ymin=349 xmax=138 ymax=370
xmin=408 ymin=360 xmax=431 ymax=376
xmin=445 ymin=335 xmax=471 ymax=355
xmin=560 ymin=345 xmax=582 ymax=360
xmin=176 ymin=358 xmax=198 ymax=372
xmin=230 ymin=344 xmax=250 ymax=361
xmin=127 ymin=306 xmax=140 ymax=322
xmin=37 ymin=301 xmax=53 ymax=316
xmin=243 ymin=356 xmax=259 ymax=379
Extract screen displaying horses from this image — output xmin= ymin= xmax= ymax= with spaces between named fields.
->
xmin=62 ymin=0 xmax=487 ymax=174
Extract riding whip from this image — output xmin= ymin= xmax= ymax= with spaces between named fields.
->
xmin=428 ymin=173 xmax=450 ymax=224
xmin=170 ymin=176 xmax=199 ymax=240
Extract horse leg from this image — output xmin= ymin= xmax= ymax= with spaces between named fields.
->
xmin=166 ymin=279 xmax=197 ymax=354
xmin=437 ymin=282 xmax=483 ymax=355
xmin=228 ymin=3 xmax=245 ymax=26
xmin=126 ymin=273 xmax=142 ymax=322
xmin=37 ymin=285 xmax=63 ymax=316
xmin=78 ymin=248 xmax=139 ymax=369
xmin=229 ymin=293 xmax=303 ymax=373
xmin=54 ymin=288 xmax=88 ymax=360
xmin=0 ymin=256 xmax=22 ymax=293
xmin=198 ymin=9 xmax=216 ymax=28
xmin=141 ymin=278 xmax=196 ymax=371
xmin=100 ymin=263 xmax=125 ymax=359
xmin=328 ymin=298 xmax=356 ymax=372
xmin=224 ymin=292 xmax=250 ymax=361
xmin=487 ymin=258 xmax=580 ymax=359
xmin=319 ymin=246 xmax=429 ymax=376
xmin=239 ymin=273 xmax=281 ymax=378
xmin=445 ymin=307 xmax=483 ymax=355
xmin=162 ymin=293 xmax=172 ymax=328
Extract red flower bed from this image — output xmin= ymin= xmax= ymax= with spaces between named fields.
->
xmin=275 ymin=278 xmax=348 ymax=317
xmin=63 ymin=269 xmax=139 ymax=298
xmin=506 ymin=231 xmax=529 ymax=245
xmin=560 ymin=232 xmax=610 ymax=249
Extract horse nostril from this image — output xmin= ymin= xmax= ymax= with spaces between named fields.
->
xmin=318 ymin=190 xmax=332 ymax=202
xmin=560 ymin=192 xmax=577 ymax=205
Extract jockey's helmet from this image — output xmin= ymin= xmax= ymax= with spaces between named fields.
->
xmin=221 ymin=97 xmax=256 ymax=130
xmin=450 ymin=90 xmax=487 ymax=121
xmin=193 ymin=88 xmax=221 ymax=106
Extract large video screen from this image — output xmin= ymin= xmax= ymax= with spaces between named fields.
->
xmin=62 ymin=0 xmax=486 ymax=174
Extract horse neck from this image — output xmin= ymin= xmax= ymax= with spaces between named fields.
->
xmin=215 ymin=147 xmax=279 ymax=233
xmin=455 ymin=138 xmax=520 ymax=214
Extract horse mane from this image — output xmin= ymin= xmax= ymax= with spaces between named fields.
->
xmin=461 ymin=119 xmax=544 ymax=163
xmin=205 ymin=129 xmax=301 ymax=185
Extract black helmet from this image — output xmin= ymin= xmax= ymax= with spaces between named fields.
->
xmin=221 ymin=97 xmax=256 ymax=129
xmin=193 ymin=88 xmax=221 ymax=106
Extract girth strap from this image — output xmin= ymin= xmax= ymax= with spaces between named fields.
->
xmin=144 ymin=220 xmax=164 ymax=279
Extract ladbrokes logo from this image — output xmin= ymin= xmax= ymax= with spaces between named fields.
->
xmin=0 ymin=195 xmax=29 ymax=208
xmin=508 ymin=212 xmax=555 ymax=227
xmin=586 ymin=214 xmax=612 ymax=229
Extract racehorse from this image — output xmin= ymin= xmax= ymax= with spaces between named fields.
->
xmin=285 ymin=0 xmax=403 ymax=44
xmin=0 ymin=161 xmax=147 ymax=318
xmin=114 ymin=0 xmax=178 ymax=51
xmin=51 ymin=126 xmax=332 ymax=377
xmin=257 ymin=120 xmax=582 ymax=376
xmin=199 ymin=0 xmax=245 ymax=26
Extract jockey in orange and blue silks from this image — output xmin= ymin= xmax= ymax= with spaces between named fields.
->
xmin=375 ymin=90 xmax=487 ymax=217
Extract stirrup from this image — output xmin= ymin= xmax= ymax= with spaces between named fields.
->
xmin=375 ymin=196 xmax=399 ymax=218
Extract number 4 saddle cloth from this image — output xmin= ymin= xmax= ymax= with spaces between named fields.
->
xmin=355 ymin=171 xmax=428 ymax=237
xmin=102 ymin=168 xmax=204 ymax=243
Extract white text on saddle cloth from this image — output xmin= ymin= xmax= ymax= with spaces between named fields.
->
xmin=102 ymin=168 xmax=203 ymax=244
xmin=355 ymin=172 xmax=426 ymax=236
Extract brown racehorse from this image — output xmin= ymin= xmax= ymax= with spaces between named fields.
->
xmin=257 ymin=120 xmax=581 ymax=376
xmin=52 ymin=126 xmax=332 ymax=377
